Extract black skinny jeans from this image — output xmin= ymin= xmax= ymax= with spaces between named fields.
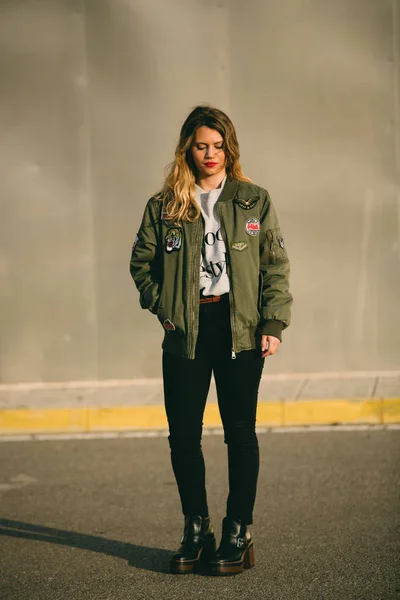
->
xmin=162 ymin=295 xmax=264 ymax=525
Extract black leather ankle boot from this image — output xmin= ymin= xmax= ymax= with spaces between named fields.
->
xmin=170 ymin=515 xmax=217 ymax=574
xmin=210 ymin=517 xmax=255 ymax=575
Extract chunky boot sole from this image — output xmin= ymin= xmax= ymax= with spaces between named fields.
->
xmin=210 ymin=542 xmax=255 ymax=575
xmin=170 ymin=547 xmax=201 ymax=574
xmin=170 ymin=541 xmax=217 ymax=575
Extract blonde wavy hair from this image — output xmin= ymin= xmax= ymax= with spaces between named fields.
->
xmin=156 ymin=105 xmax=251 ymax=222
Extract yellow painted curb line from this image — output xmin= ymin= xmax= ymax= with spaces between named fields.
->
xmin=0 ymin=399 xmax=399 ymax=435
xmin=0 ymin=398 xmax=400 ymax=435
xmin=284 ymin=399 xmax=382 ymax=425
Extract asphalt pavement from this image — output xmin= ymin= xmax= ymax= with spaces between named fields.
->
xmin=1 ymin=430 xmax=399 ymax=600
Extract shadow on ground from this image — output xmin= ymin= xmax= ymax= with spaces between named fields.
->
xmin=0 ymin=519 xmax=172 ymax=574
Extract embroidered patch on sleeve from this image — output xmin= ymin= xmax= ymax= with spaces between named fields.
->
xmin=165 ymin=227 xmax=182 ymax=253
xmin=163 ymin=319 xmax=175 ymax=332
xmin=245 ymin=218 xmax=260 ymax=236
xmin=132 ymin=233 xmax=139 ymax=251
xmin=231 ymin=241 xmax=248 ymax=251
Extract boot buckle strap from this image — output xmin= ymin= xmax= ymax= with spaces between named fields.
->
xmin=236 ymin=537 xmax=245 ymax=548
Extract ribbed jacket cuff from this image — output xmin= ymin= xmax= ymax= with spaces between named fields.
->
xmin=260 ymin=319 xmax=284 ymax=341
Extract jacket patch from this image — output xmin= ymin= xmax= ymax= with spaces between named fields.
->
xmin=165 ymin=227 xmax=182 ymax=253
xmin=278 ymin=237 xmax=285 ymax=248
xmin=245 ymin=218 xmax=260 ymax=236
xmin=132 ymin=233 xmax=139 ymax=251
xmin=234 ymin=196 xmax=260 ymax=210
xmin=231 ymin=241 xmax=248 ymax=251
xmin=163 ymin=319 xmax=175 ymax=332
xmin=161 ymin=206 xmax=169 ymax=221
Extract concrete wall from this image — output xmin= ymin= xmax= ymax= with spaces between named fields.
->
xmin=0 ymin=0 xmax=399 ymax=383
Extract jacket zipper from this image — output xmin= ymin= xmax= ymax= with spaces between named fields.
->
xmin=218 ymin=205 xmax=237 ymax=359
xmin=187 ymin=218 xmax=203 ymax=359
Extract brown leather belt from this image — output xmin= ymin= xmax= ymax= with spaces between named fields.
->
xmin=199 ymin=295 xmax=222 ymax=304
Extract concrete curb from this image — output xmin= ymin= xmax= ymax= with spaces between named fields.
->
xmin=1 ymin=372 xmax=399 ymax=435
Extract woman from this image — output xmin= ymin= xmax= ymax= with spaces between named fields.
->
xmin=130 ymin=106 xmax=292 ymax=575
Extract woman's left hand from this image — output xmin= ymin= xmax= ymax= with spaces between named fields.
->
xmin=261 ymin=335 xmax=281 ymax=358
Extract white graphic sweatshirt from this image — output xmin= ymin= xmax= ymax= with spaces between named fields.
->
xmin=195 ymin=176 xmax=230 ymax=297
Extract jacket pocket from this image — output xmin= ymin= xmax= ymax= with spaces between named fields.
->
xmin=156 ymin=284 xmax=165 ymax=322
xmin=258 ymin=272 xmax=263 ymax=314
xmin=141 ymin=282 xmax=160 ymax=314
xmin=156 ymin=286 xmax=181 ymax=333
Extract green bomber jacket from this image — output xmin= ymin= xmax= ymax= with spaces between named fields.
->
xmin=130 ymin=178 xmax=292 ymax=359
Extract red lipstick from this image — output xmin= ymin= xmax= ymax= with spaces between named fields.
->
xmin=205 ymin=162 xmax=218 ymax=167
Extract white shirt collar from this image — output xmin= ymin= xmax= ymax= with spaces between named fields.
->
xmin=195 ymin=175 xmax=227 ymax=196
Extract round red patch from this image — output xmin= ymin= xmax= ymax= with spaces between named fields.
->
xmin=245 ymin=218 xmax=260 ymax=236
